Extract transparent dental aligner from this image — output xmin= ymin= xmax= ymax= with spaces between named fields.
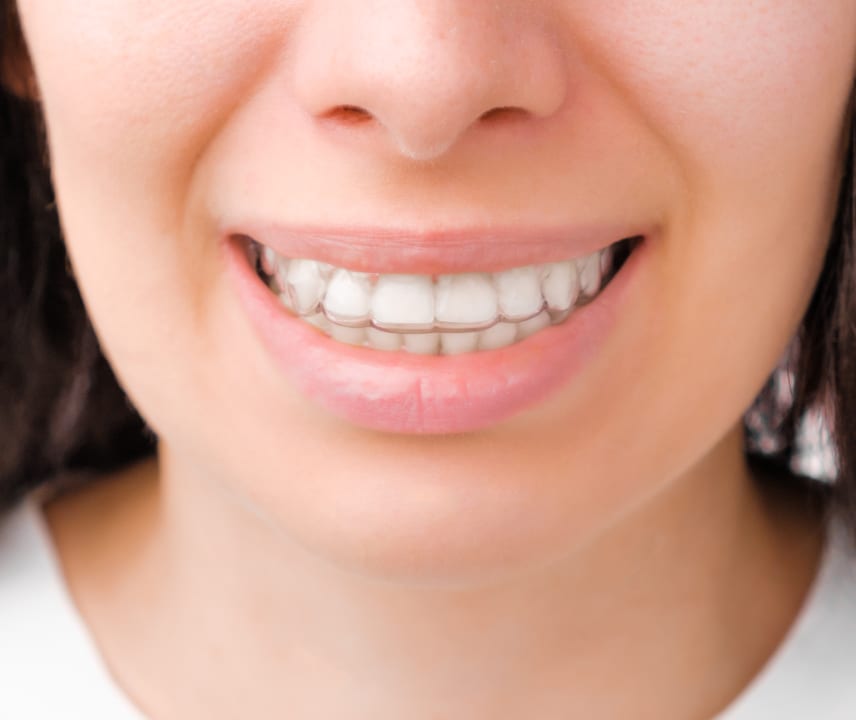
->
xmin=250 ymin=236 xmax=637 ymax=335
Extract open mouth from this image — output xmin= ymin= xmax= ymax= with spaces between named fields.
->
xmin=225 ymin=225 xmax=648 ymax=432
xmin=244 ymin=235 xmax=642 ymax=356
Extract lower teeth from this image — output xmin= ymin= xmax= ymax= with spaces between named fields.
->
xmin=250 ymin=237 xmax=637 ymax=355
xmin=305 ymin=312 xmax=554 ymax=355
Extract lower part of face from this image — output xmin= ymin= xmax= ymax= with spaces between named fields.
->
xmin=15 ymin=1 xmax=856 ymax=581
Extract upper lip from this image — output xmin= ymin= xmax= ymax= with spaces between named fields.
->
xmin=223 ymin=221 xmax=650 ymax=274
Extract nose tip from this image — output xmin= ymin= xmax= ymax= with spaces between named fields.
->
xmin=290 ymin=3 xmax=569 ymax=162
xmin=321 ymin=104 xmax=546 ymax=164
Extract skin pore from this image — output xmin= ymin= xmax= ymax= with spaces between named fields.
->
xmin=7 ymin=1 xmax=856 ymax=717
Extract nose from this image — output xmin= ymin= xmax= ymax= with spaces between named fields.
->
xmin=289 ymin=2 xmax=569 ymax=162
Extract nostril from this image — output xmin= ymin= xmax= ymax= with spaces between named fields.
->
xmin=321 ymin=105 xmax=375 ymax=125
xmin=479 ymin=106 xmax=529 ymax=123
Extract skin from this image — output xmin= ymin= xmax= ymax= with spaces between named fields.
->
xmin=6 ymin=1 xmax=856 ymax=717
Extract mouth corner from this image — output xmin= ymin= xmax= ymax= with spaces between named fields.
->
xmin=607 ymin=234 xmax=644 ymax=281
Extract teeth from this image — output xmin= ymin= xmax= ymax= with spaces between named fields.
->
xmin=434 ymin=273 xmax=498 ymax=328
xmin=261 ymin=246 xmax=278 ymax=276
xmin=578 ymin=254 xmax=602 ymax=297
xmin=366 ymin=327 xmax=403 ymax=352
xmin=371 ymin=275 xmax=435 ymax=330
xmin=540 ymin=261 xmax=580 ymax=312
xmin=257 ymin=238 xmax=631 ymax=354
xmin=324 ymin=269 xmax=373 ymax=323
xmin=317 ymin=262 xmax=336 ymax=280
xmin=441 ymin=331 xmax=480 ymax=355
xmin=274 ymin=257 xmax=291 ymax=294
xmin=599 ymin=245 xmax=613 ymax=277
xmin=518 ymin=311 xmax=551 ymax=340
xmin=478 ymin=322 xmax=518 ymax=351
xmin=286 ymin=259 xmax=327 ymax=314
xmin=494 ymin=266 xmax=543 ymax=321
xmin=330 ymin=324 xmax=367 ymax=346
xmin=304 ymin=312 xmax=331 ymax=333
xmin=404 ymin=332 xmax=440 ymax=355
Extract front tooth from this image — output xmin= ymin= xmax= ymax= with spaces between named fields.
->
xmin=541 ymin=261 xmax=579 ymax=312
xmin=286 ymin=260 xmax=327 ymax=314
xmin=371 ymin=275 xmax=435 ymax=329
xmin=441 ymin=332 xmax=479 ymax=355
xmin=578 ymin=253 xmax=602 ymax=297
xmin=367 ymin=327 xmax=402 ymax=352
xmin=324 ymin=269 xmax=373 ymax=322
xmin=478 ymin=322 xmax=518 ymax=351
xmin=404 ymin=332 xmax=440 ymax=355
xmin=435 ymin=273 xmax=498 ymax=326
xmin=494 ymin=266 xmax=543 ymax=321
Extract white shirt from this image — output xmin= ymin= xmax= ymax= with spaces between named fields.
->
xmin=1 ymin=495 xmax=856 ymax=719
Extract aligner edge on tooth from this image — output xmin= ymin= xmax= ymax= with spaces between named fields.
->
xmin=249 ymin=235 xmax=639 ymax=349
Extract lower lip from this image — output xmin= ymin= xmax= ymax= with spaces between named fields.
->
xmin=224 ymin=236 xmax=646 ymax=434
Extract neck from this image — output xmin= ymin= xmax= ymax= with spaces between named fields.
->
xmin=47 ymin=426 xmax=825 ymax=719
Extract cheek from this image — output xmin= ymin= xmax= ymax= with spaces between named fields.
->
xmin=533 ymin=4 xmax=856 ymax=484
xmin=9 ymin=5 xmax=275 ymax=439
xmin=575 ymin=1 xmax=856 ymax=156
xmin=16 ymin=1 xmax=298 ymax=221
xmin=575 ymin=1 xmax=855 ymax=387
xmin=14 ymin=2 xmax=290 ymax=349
xmin=561 ymin=1 xmax=856 ymax=263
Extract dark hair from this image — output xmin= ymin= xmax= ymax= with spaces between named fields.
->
xmin=0 ymin=4 xmax=853 ymax=524
xmin=0 ymin=2 xmax=155 ymax=510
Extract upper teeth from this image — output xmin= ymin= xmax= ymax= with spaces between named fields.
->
xmin=257 ymin=244 xmax=615 ymax=334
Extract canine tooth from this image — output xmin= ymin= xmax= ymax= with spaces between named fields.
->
xmin=330 ymin=325 xmax=366 ymax=346
xmin=541 ymin=261 xmax=579 ymax=312
xmin=478 ymin=322 xmax=518 ymax=351
xmin=371 ymin=275 xmax=435 ymax=328
xmin=494 ymin=266 xmax=543 ymax=321
xmin=367 ymin=327 xmax=402 ymax=351
xmin=324 ymin=269 xmax=373 ymax=321
xmin=404 ymin=332 xmax=440 ymax=355
xmin=441 ymin=332 xmax=479 ymax=355
xmin=286 ymin=260 xmax=327 ymax=314
xmin=578 ymin=253 xmax=602 ymax=297
xmin=517 ymin=311 xmax=551 ymax=340
xmin=435 ymin=273 xmax=498 ymax=326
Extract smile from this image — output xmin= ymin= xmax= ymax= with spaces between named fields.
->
xmin=225 ymin=223 xmax=649 ymax=433
xmin=248 ymin=236 xmax=640 ymax=355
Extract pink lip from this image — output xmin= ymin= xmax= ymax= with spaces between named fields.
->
xmin=222 ymin=221 xmax=649 ymax=274
xmin=223 ymin=229 xmax=648 ymax=434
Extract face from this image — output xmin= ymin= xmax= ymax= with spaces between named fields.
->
xmin=12 ymin=1 xmax=856 ymax=581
